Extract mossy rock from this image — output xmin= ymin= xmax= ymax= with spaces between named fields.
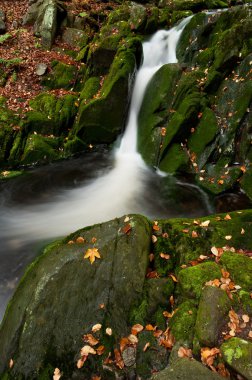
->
xmin=171 ymin=10 xmax=193 ymax=26
xmin=219 ymin=251 xmax=252 ymax=292
xmin=75 ymin=47 xmax=138 ymax=144
xmin=159 ymin=143 xmax=189 ymax=174
xmin=241 ymin=168 xmax=252 ymax=202
xmin=239 ymin=290 xmax=252 ymax=317
xmin=172 ymin=0 xmax=228 ymax=11
xmin=41 ymin=61 xmax=78 ymax=90
xmin=151 ymin=356 xmax=223 ymax=380
xmin=79 ymin=76 xmax=101 ymax=103
xmin=0 ymin=170 xmax=23 ymax=181
xmin=177 ymin=261 xmax=221 ymax=300
xmin=26 ymin=92 xmax=78 ymax=136
xmin=0 ymin=215 xmax=151 ymax=379
xmin=21 ymin=133 xmax=60 ymax=165
xmin=137 ymin=63 xmax=182 ymax=167
xmin=221 ymin=338 xmax=252 ymax=380
xmin=130 ymin=278 xmax=174 ymax=327
xmin=136 ymin=331 xmax=169 ymax=380
xmin=168 ymin=300 xmax=197 ymax=345
xmin=194 ymin=286 xmax=231 ymax=347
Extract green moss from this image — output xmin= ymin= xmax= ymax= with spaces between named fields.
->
xmin=221 ymin=338 xmax=252 ymax=380
xmin=79 ymin=76 xmax=101 ymax=102
xmin=27 ymin=92 xmax=78 ymax=136
xmin=0 ymin=170 xmax=23 ymax=180
xmin=177 ymin=261 xmax=221 ymax=300
xmin=159 ymin=144 xmax=189 ymax=174
xmin=21 ymin=134 xmax=60 ymax=165
xmin=138 ymin=64 xmax=182 ymax=167
xmin=41 ymin=61 xmax=78 ymax=90
xmin=220 ymin=252 xmax=252 ymax=292
xmin=239 ymin=290 xmax=252 ymax=316
xmin=171 ymin=10 xmax=193 ymax=26
xmin=169 ymin=300 xmax=197 ymax=345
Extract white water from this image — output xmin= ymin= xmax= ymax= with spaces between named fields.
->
xmin=1 ymin=16 xmax=193 ymax=243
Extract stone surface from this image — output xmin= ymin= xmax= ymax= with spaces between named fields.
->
xmin=0 ymin=215 xmax=151 ymax=378
xmin=36 ymin=63 xmax=47 ymax=76
xmin=151 ymin=357 xmax=223 ymax=380
xmin=221 ymin=338 xmax=252 ymax=380
xmin=194 ymin=286 xmax=231 ymax=347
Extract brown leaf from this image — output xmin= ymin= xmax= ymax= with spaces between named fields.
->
xmin=191 ymin=231 xmax=198 ymax=238
xmin=131 ymin=324 xmax=144 ymax=335
xmin=106 ymin=327 xmax=112 ymax=336
xmin=143 ymin=342 xmax=150 ymax=352
xmin=178 ymin=346 xmax=193 ymax=358
xmin=160 ymin=253 xmax=170 ymax=260
xmin=169 ymin=274 xmax=178 ymax=282
xmin=224 ymin=214 xmax=232 ymax=220
xmin=9 ymin=359 xmax=14 ymax=369
xmin=80 ymin=345 xmax=96 ymax=356
xmin=96 ymin=345 xmax=105 ymax=356
xmin=120 ymin=337 xmax=130 ymax=352
xmin=83 ymin=334 xmax=99 ymax=346
xmin=122 ymin=223 xmax=132 ymax=234
xmin=76 ymin=236 xmax=85 ymax=244
xmin=201 ymin=347 xmax=220 ymax=367
xmin=84 ymin=248 xmax=101 ymax=264
xmin=53 ymin=368 xmax=62 ymax=380
xmin=114 ymin=348 xmax=124 ymax=369
xmin=145 ymin=324 xmax=155 ymax=331
xmin=242 ymin=315 xmax=250 ymax=323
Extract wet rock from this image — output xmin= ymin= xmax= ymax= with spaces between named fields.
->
xmin=169 ymin=300 xmax=198 ymax=345
xmin=0 ymin=214 xmax=151 ymax=378
xmin=221 ymin=337 xmax=252 ymax=380
xmin=177 ymin=261 xmax=221 ymax=300
xmin=151 ymin=357 xmax=223 ymax=380
xmin=219 ymin=251 xmax=252 ymax=292
xmin=194 ymin=286 xmax=231 ymax=347
xmin=36 ymin=63 xmax=47 ymax=76
xmin=62 ymin=27 xmax=88 ymax=48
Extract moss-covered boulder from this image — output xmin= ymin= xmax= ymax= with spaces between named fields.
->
xmin=194 ymin=286 xmax=231 ymax=347
xmin=0 ymin=215 xmax=151 ymax=379
xmin=219 ymin=251 xmax=252 ymax=292
xmin=177 ymin=261 xmax=221 ymax=300
xmin=74 ymin=43 xmax=141 ymax=144
xmin=41 ymin=61 xmax=79 ymax=90
xmin=138 ymin=63 xmax=182 ymax=167
xmin=221 ymin=338 xmax=252 ymax=380
xmin=151 ymin=356 xmax=223 ymax=380
xmin=169 ymin=300 xmax=198 ymax=345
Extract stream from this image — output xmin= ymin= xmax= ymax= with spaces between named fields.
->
xmin=0 ymin=15 xmax=249 ymax=321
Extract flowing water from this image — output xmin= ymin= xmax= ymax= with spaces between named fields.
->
xmin=0 ymin=16 xmax=214 ymax=320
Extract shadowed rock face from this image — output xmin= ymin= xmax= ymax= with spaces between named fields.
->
xmin=1 ymin=210 xmax=252 ymax=379
xmin=0 ymin=214 xmax=151 ymax=379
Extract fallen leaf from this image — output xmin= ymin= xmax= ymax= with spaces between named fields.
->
xmin=242 ymin=315 xmax=250 ymax=323
xmin=170 ymin=295 xmax=174 ymax=306
xmin=211 ymin=246 xmax=219 ymax=256
xmin=248 ymin=331 xmax=252 ymax=338
xmin=201 ymin=347 xmax=220 ymax=368
xmin=225 ymin=236 xmax=232 ymax=240
xmin=143 ymin=342 xmax=150 ymax=352
xmin=152 ymin=235 xmax=158 ymax=243
xmin=96 ymin=345 xmax=105 ymax=355
xmin=131 ymin=324 xmax=144 ymax=335
xmin=77 ymin=357 xmax=87 ymax=369
xmin=9 ymin=359 xmax=14 ymax=369
xmin=128 ymin=334 xmax=138 ymax=344
xmin=91 ymin=237 xmax=97 ymax=244
xmin=53 ymin=368 xmax=62 ymax=380
xmin=92 ymin=324 xmax=102 ymax=332
xmin=106 ymin=328 xmax=112 ymax=336
xmin=224 ymin=214 xmax=232 ymax=220
xmin=216 ymin=363 xmax=230 ymax=377
xmin=99 ymin=303 xmax=105 ymax=309
xmin=241 ymin=228 xmax=245 ymax=235
xmin=76 ymin=236 xmax=85 ymax=243
xmin=191 ymin=231 xmax=198 ymax=238
xmin=145 ymin=324 xmax=155 ymax=331
xmin=114 ymin=348 xmax=124 ymax=369
xmin=67 ymin=240 xmax=74 ymax=244
xmin=146 ymin=270 xmax=159 ymax=279
xmin=80 ymin=345 xmax=96 ymax=356
xmin=160 ymin=253 xmax=170 ymax=260
xmin=120 ymin=337 xmax=130 ymax=352
xmin=178 ymin=346 xmax=192 ymax=358
xmin=122 ymin=223 xmax=132 ymax=234
xmin=83 ymin=334 xmax=99 ymax=346
xmin=169 ymin=274 xmax=178 ymax=282
xmin=200 ymin=220 xmax=210 ymax=227
xmin=84 ymin=248 xmax=101 ymax=264
xmin=149 ymin=253 xmax=155 ymax=262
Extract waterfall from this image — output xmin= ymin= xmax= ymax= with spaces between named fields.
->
xmin=0 ymin=16 xmax=213 ymax=319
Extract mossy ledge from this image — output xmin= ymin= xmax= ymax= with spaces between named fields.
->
xmin=0 ymin=209 xmax=252 ymax=379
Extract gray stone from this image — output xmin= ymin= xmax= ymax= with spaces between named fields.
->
xmin=195 ymin=286 xmax=231 ymax=347
xmin=40 ymin=0 xmax=57 ymax=49
xmin=151 ymin=358 xmax=223 ymax=380
xmin=0 ymin=215 xmax=151 ymax=378
xmin=36 ymin=63 xmax=48 ymax=76
xmin=62 ymin=27 xmax=88 ymax=48
xmin=122 ymin=346 xmax=136 ymax=367
xmin=221 ymin=338 xmax=252 ymax=380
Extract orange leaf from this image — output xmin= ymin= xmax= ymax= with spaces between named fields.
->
xmin=160 ymin=253 xmax=170 ymax=260
xmin=114 ymin=349 xmax=124 ymax=369
xmin=96 ymin=345 xmax=105 ymax=356
xmin=145 ymin=324 xmax=155 ymax=331
xmin=224 ymin=214 xmax=232 ymax=220
xmin=84 ymin=248 xmax=101 ymax=264
xmin=83 ymin=334 xmax=99 ymax=346
xmin=191 ymin=231 xmax=198 ymax=238
xmin=76 ymin=236 xmax=85 ymax=243
xmin=169 ymin=274 xmax=178 ymax=282
xmin=131 ymin=324 xmax=144 ymax=335
xmin=143 ymin=342 xmax=150 ymax=352
xmin=122 ymin=223 xmax=132 ymax=234
xmin=178 ymin=346 xmax=192 ymax=358
xmin=120 ymin=337 xmax=130 ymax=352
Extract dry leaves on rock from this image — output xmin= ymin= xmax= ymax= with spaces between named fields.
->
xmin=84 ymin=248 xmax=101 ymax=264
xmin=201 ymin=347 xmax=220 ymax=370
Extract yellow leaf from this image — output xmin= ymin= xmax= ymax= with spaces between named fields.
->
xmin=84 ymin=248 xmax=101 ymax=264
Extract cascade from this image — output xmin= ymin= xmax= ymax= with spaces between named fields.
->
xmin=0 ymin=16 xmax=212 ymax=319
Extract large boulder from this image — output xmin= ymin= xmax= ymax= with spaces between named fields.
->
xmin=0 ymin=215 xmax=151 ymax=379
